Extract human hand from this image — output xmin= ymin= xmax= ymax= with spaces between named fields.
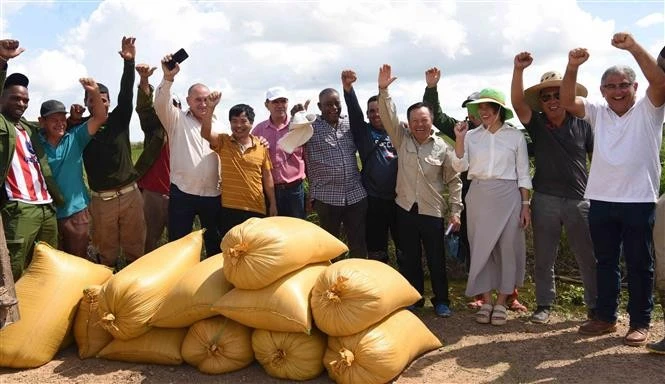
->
xmin=118 ymin=36 xmax=136 ymax=61
xmin=79 ymin=77 xmax=99 ymax=94
xmin=448 ymin=215 xmax=461 ymax=233
xmin=206 ymin=91 xmax=222 ymax=112
xmin=425 ymin=67 xmax=441 ymax=88
xmin=341 ymin=70 xmax=357 ymax=92
xmin=378 ymin=64 xmax=397 ymax=89
xmin=0 ymin=39 xmax=25 ymax=61
xmin=257 ymin=136 xmax=270 ymax=149
xmin=135 ymin=64 xmax=157 ymax=79
xmin=567 ymin=48 xmax=589 ymax=67
xmin=69 ymin=104 xmax=86 ymax=120
xmin=514 ymin=52 xmax=533 ymax=70
xmin=161 ymin=54 xmax=180 ymax=81
xmin=454 ymin=120 xmax=469 ymax=139
xmin=520 ymin=205 xmax=531 ymax=229
xmin=268 ymin=204 xmax=278 ymax=217
xmin=611 ymin=32 xmax=636 ymax=51
xmin=290 ymin=100 xmax=310 ymax=117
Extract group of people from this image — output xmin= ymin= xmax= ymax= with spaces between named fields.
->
xmin=0 ymin=32 xmax=664 ymax=353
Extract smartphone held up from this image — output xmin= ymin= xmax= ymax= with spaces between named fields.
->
xmin=166 ymin=48 xmax=189 ymax=70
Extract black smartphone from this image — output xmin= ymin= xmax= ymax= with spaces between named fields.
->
xmin=166 ymin=48 xmax=189 ymax=70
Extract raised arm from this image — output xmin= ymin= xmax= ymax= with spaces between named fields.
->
xmin=135 ymin=64 xmax=162 ymax=134
xmin=80 ymin=78 xmax=107 ymax=135
xmin=201 ymin=91 xmax=222 ymax=146
xmin=114 ymin=36 xmax=136 ymax=123
xmin=511 ymin=52 xmax=534 ymax=124
xmin=154 ymin=53 xmax=182 ymax=136
xmin=560 ymin=48 xmax=589 ymax=118
xmin=0 ymin=39 xmax=25 ymax=88
xmin=377 ymin=64 xmax=404 ymax=147
xmin=423 ymin=67 xmax=457 ymax=140
xmin=341 ymin=70 xmax=366 ymax=128
xmin=612 ymin=32 xmax=665 ymax=107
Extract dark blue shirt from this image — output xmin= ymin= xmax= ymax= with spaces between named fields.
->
xmin=344 ymin=88 xmax=398 ymax=200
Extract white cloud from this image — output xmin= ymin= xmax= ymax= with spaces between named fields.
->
xmin=4 ymin=0 xmax=663 ymax=142
xmin=636 ymin=12 xmax=664 ymax=28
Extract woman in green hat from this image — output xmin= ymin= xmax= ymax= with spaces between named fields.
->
xmin=452 ymin=88 xmax=532 ymax=326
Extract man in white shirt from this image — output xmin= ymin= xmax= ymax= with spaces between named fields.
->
xmin=561 ymin=33 xmax=665 ymax=347
xmin=154 ymin=52 xmax=223 ymax=257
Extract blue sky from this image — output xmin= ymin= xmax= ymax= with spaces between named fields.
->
xmin=1 ymin=0 xmax=664 ymax=141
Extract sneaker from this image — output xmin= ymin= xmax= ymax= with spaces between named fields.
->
xmin=646 ymin=337 xmax=665 ymax=354
xmin=530 ymin=306 xmax=551 ymax=324
xmin=434 ymin=303 xmax=453 ymax=318
xmin=624 ymin=327 xmax=649 ymax=347
xmin=578 ymin=319 xmax=617 ymax=335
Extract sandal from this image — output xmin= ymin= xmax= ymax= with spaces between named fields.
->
xmin=475 ymin=303 xmax=493 ymax=324
xmin=491 ymin=304 xmax=508 ymax=326
xmin=508 ymin=298 xmax=528 ymax=312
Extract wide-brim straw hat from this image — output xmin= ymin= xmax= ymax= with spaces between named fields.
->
xmin=277 ymin=112 xmax=317 ymax=153
xmin=465 ymin=88 xmax=514 ymax=121
xmin=524 ymin=71 xmax=588 ymax=112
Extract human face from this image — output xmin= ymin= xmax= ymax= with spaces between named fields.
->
xmin=477 ymin=102 xmax=501 ymax=128
xmin=407 ymin=106 xmax=432 ymax=143
xmin=600 ymin=73 xmax=637 ymax=116
xmin=367 ymin=101 xmax=383 ymax=130
xmin=230 ymin=112 xmax=253 ymax=140
xmin=1 ymin=86 xmax=29 ymax=122
xmin=39 ymin=113 xmax=67 ymax=142
xmin=265 ymin=98 xmax=288 ymax=121
xmin=186 ymin=84 xmax=211 ymax=120
xmin=85 ymin=92 xmax=110 ymax=115
xmin=538 ymin=86 xmax=565 ymax=121
xmin=318 ymin=92 xmax=341 ymax=125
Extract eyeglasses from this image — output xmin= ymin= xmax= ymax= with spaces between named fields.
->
xmin=540 ymin=92 xmax=560 ymax=103
xmin=602 ymin=82 xmax=633 ymax=91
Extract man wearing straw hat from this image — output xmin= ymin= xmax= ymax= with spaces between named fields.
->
xmin=561 ymin=32 xmax=665 ymax=347
xmin=511 ymin=52 xmax=596 ymax=325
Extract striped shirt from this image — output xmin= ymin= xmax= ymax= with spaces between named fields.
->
xmin=304 ymin=116 xmax=366 ymax=206
xmin=5 ymin=125 xmax=52 ymax=204
xmin=214 ymin=134 xmax=272 ymax=214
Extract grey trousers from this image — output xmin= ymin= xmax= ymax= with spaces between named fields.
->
xmin=532 ymin=192 xmax=597 ymax=308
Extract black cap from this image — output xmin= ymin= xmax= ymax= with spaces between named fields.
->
xmin=40 ymin=100 xmax=67 ymax=117
xmin=3 ymin=73 xmax=29 ymax=89
xmin=461 ymin=91 xmax=480 ymax=108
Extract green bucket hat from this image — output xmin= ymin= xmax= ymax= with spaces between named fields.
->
xmin=465 ymin=88 xmax=514 ymax=121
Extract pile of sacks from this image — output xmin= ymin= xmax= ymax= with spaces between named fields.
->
xmin=0 ymin=217 xmax=442 ymax=383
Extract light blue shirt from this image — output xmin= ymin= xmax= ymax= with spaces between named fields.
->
xmin=39 ymin=123 xmax=92 ymax=219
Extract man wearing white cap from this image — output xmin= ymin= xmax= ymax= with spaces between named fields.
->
xmin=252 ymin=86 xmax=306 ymax=218
xmin=511 ymin=52 xmax=596 ymax=325
xmin=561 ymin=33 xmax=665 ymax=346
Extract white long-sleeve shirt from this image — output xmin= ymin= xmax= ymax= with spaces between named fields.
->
xmin=452 ymin=123 xmax=532 ymax=190
xmin=154 ymin=79 xmax=221 ymax=197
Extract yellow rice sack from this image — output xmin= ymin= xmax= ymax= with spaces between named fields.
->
xmin=222 ymin=216 xmax=347 ymax=289
xmin=181 ymin=316 xmax=254 ymax=374
xmin=324 ymin=309 xmax=442 ymax=384
xmin=311 ymin=259 xmax=421 ymax=336
xmin=149 ymin=253 xmax=232 ymax=328
xmin=73 ymin=285 xmax=113 ymax=359
xmin=212 ymin=263 xmax=328 ymax=333
xmin=0 ymin=243 xmax=112 ymax=368
xmin=252 ymin=328 xmax=327 ymax=381
xmin=97 ymin=327 xmax=187 ymax=365
xmin=97 ymin=230 xmax=203 ymax=340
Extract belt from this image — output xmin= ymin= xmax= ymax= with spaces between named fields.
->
xmin=275 ymin=179 xmax=303 ymax=190
xmin=90 ymin=182 xmax=138 ymax=201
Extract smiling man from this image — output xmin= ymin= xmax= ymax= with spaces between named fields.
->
xmin=38 ymin=79 xmax=107 ymax=258
xmin=561 ymin=33 xmax=665 ymax=346
xmin=201 ymin=93 xmax=277 ymax=237
xmin=511 ymin=53 xmax=596 ymax=325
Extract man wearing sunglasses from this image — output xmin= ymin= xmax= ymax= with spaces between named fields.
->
xmin=511 ymin=53 xmax=596 ymax=326
xmin=561 ymin=33 xmax=665 ymax=347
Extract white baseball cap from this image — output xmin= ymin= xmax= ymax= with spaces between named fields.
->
xmin=265 ymin=86 xmax=288 ymax=101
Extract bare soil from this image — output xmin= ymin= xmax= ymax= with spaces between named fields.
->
xmin=1 ymin=309 xmax=663 ymax=384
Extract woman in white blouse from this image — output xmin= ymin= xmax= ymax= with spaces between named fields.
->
xmin=452 ymin=88 xmax=532 ymax=326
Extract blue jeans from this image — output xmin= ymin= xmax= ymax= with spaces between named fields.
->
xmin=275 ymin=180 xmax=305 ymax=219
xmin=168 ymin=184 xmax=222 ymax=258
xmin=589 ymin=200 xmax=655 ymax=328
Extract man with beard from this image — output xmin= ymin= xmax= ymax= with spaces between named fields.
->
xmin=511 ymin=53 xmax=596 ymax=325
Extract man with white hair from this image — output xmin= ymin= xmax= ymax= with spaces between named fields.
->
xmin=561 ymin=33 xmax=665 ymax=347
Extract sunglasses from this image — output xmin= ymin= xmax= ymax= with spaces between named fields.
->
xmin=540 ymin=92 xmax=560 ymax=103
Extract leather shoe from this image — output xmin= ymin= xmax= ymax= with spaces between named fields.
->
xmin=578 ymin=319 xmax=617 ymax=335
xmin=624 ymin=327 xmax=649 ymax=347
